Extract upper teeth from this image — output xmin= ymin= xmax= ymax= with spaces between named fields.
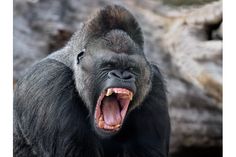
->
xmin=105 ymin=88 xmax=133 ymax=100
xmin=106 ymin=89 xmax=113 ymax=96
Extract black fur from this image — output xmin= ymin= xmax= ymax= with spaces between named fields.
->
xmin=14 ymin=59 xmax=100 ymax=156
xmin=85 ymin=5 xmax=144 ymax=48
xmin=14 ymin=5 xmax=170 ymax=157
xmin=14 ymin=59 xmax=170 ymax=157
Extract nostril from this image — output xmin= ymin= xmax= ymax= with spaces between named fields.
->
xmin=108 ymin=70 xmax=135 ymax=81
xmin=108 ymin=71 xmax=121 ymax=79
xmin=123 ymin=75 xmax=132 ymax=80
xmin=122 ymin=71 xmax=134 ymax=80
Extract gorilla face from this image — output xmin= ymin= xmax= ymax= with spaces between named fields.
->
xmin=74 ymin=30 xmax=152 ymax=137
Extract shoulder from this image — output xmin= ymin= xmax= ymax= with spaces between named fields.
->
xmin=14 ymin=58 xmax=75 ymax=106
xmin=17 ymin=58 xmax=73 ymax=87
xmin=149 ymin=63 xmax=167 ymax=101
xmin=47 ymin=46 xmax=75 ymax=69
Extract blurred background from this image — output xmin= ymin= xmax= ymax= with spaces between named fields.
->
xmin=13 ymin=0 xmax=222 ymax=156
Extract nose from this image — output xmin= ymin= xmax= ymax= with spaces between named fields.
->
xmin=108 ymin=70 xmax=135 ymax=81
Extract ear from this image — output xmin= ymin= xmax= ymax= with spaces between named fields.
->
xmin=85 ymin=5 xmax=144 ymax=49
xmin=77 ymin=49 xmax=85 ymax=64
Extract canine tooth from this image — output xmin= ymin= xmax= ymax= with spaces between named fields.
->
xmin=98 ymin=119 xmax=104 ymax=128
xmin=106 ymin=89 xmax=113 ymax=96
xmin=129 ymin=93 xmax=133 ymax=100
xmin=115 ymin=124 xmax=121 ymax=128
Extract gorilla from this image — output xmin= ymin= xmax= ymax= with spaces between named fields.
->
xmin=14 ymin=5 xmax=170 ymax=157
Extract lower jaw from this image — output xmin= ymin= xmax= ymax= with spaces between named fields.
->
xmin=94 ymin=121 xmax=124 ymax=136
xmin=94 ymin=126 xmax=121 ymax=137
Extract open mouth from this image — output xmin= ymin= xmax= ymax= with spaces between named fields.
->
xmin=95 ymin=88 xmax=133 ymax=132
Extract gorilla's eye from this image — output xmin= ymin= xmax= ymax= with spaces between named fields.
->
xmin=129 ymin=67 xmax=134 ymax=71
xmin=127 ymin=66 xmax=140 ymax=75
xmin=77 ymin=51 xmax=85 ymax=64
xmin=100 ymin=62 xmax=116 ymax=69
xmin=106 ymin=63 xmax=113 ymax=68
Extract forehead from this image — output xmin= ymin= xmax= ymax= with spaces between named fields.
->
xmin=93 ymin=48 xmax=147 ymax=66
xmin=93 ymin=30 xmax=142 ymax=55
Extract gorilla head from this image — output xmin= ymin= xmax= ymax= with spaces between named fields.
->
xmin=14 ymin=5 xmax=170 ymax=157
xmin=72 ymin=6 xmax=152 ymax=137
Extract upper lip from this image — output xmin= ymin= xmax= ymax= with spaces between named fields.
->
xmin=105 ymin=88 xmax=133 ymax=99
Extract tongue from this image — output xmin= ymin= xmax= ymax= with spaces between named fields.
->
xmin=102 ymin=96 xmax=122 ymax=126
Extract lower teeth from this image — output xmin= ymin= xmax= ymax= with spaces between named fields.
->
xmin=98 ymin=115 xmax=121 ymax=129
xmin=98 ymin=116 xmax=104 ymax=128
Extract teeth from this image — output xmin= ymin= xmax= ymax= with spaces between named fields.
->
xmin=114 ymin=89 xmax=127 ymax=94
xmin=106 ymin=88 xmax=133 ymax=100
xmin=129 ymin=93 xmax=133 ymax=100
xmin=103 ymin=123 xmax=121 ymax=130
xmin=114 ymin=89 xmax=119 ymax=93
xmin=106 ymin=89 xmax=113 ymax=96
xmin=98 ymin=116 xmax=104 ymax=128
xmin=106 ymin=125 xmax=114 ymax=129
xmin=98 ymin=114 xmax=121 ymax=130
xmin=114 ymin=124 xmax=121 ymax=128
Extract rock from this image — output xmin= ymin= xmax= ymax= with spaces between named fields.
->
xmin=161 ymin=1 xmax=222 ymax=107
xmin=163 ymin=0 xmax=218 ymax=6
